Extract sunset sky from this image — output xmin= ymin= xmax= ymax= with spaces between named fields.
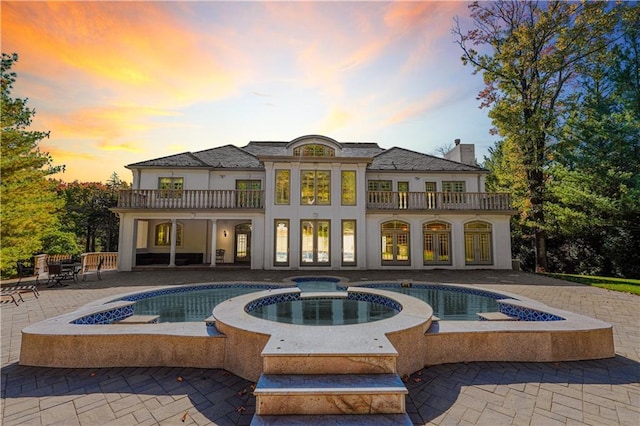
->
xmin=2 ymin=1 xmax=497 ymax=183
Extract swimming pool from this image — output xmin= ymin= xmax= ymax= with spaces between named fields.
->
xmin=123 ymin=280 xmax=504 ymax=323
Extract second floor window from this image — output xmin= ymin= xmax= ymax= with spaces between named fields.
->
xmin=236 ymin=180 xmax=261 ymax=208
xmin=443 ymin=181 xmax=466 ymax=204
xmin=293 ymin=144 xmax=335 ymax=157
xmin=341 ymin=171 xmax=356 ymax=205
xmin=301 ymin=170 xmax=330 ymax=205
xmin=275 ymin=170 xmax=290 ymax=205
xmin=158 ymin=177 xmax=183 ymax=198
xmin=367 ymin=180 xmax=392 ymax=205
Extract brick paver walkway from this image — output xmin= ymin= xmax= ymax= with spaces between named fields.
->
xmin=1 ymin=269 xmax=638 ymax=425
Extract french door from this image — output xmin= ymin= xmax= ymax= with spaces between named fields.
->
xmin=381 ymin=220 xmax=410 ymax=265
xmin=301 ymin=220 xmax=330 ymax=266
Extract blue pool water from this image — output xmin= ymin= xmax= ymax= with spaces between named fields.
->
xmin=129 ymin=282 xmax=504 ymax=323
xmin=247 ymin=297 xmax=398 ymax=325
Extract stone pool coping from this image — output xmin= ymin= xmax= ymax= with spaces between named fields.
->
xmin=19 ymin=281 xmax=614 ymax=381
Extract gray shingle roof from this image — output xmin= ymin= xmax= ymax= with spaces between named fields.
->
xmin=127 ymin=140 xmax=483 ymax=172
xmin=127 ymin=152 xmax=209 ymax=168
xmin=193 ymin=145 xmax=261 ymax=168
xmin=369 ymin=147 xmax=483 ymax=172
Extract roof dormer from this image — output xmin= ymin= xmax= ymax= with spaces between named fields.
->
xmin=286 ymin=135 xmax=343 ymax=157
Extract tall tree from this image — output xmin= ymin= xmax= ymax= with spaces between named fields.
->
xmin=0 ymin=53 xmax=63 ymax=276
xmin=546 ymin=10 xmax=640 ymax=277
xmin=454 ymin=1 xmax=621 ymax=271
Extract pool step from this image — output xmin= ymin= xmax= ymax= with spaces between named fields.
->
xmin=251 ymin=413 xmax=413 ymax=425
xmin=262 ymin=331 xmax=398 ymax=375
xmin=254 ymin=374 xmax=408 ymax=416
xmin=116 ymin=315 xmax=159 ymax=324
xmin=477 ymin=312 xmax=518 ymax=321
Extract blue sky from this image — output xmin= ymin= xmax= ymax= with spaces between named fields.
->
xmin=3 ymin=1 xmax=496 ymax=183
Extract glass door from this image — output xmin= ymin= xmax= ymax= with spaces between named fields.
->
xmin=301 ymin=220 xmax=330 ymax=265
xmin=234 ymin=223 xmax=251 ymax=263
xmin=381 ymin=221 xmax=410 ymax=265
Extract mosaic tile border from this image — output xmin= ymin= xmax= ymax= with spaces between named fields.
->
xmin=72 ymin=305 xmax=134 ymax=325
xmin=498 ymin=302 xmax=564 ymax=321
xmin=291 ymin=276 xmax=340 ymax=283
xmin=347 ymin=292 xmax=402 ymax=312
xmin=243 ymin=290 xmax=403 ymax=313
xmin=244 ymin=292 xmax=301 ymax=312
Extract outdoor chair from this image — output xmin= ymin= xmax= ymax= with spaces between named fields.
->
xmin=46 ymin=263 xmax=72 ymax=287
xmin=83 ymin=258 xmax=103 ymax=281
xmin=216 ymin=249 xmax=225 ymax=264
xmin=1 ymin=287 xmax=24 ymax=306
xmin=2 ymin=284 xmax=39 ymax=299
xmin=17 ymin=260 xmax=37 ymax=284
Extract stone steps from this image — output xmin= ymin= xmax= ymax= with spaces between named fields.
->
xmin=253 ymin=374 xmax=408 ymax=416
xmin=251 ymin=413 xmax=413 ymax=425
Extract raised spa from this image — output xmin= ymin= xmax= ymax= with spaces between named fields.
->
xmin=245 ymin=294 xmax=400 ymax=325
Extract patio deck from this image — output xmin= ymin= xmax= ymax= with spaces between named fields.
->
xmin=1 ymin=269 xmax=638 ymax=425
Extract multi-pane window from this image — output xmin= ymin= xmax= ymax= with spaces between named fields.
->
xmin=342 ymin=220 xmax=356 ymax=265
xmin=367 ymin=180 xmax=392 ymax=206
xmin=464 ymin=221 xmax=492 ymax=265
xmin=274 ymin=220 xmax=289 ymax=265
xmin=154 ymin=222 xmax=182 ymax=246
xmin=301 ymin=171 xmax=331 ymax=205
xmin=425 ymin=182 xmax=437 ymax=192
xmin=275 ymin=170 xmax=290 ymax=205
xmin=341 ymin=171 xmax=356 ymax=205
xmin=236 ymin=180 xmax=261 ymax=208
xmin=293 ymin=144 xmax=335 ymax=157
xmin=423 ymin=221 xmax=451 ymax=265
xmin=158 ymin=177 xmax=183 ymax=198
xmin=443 ymin=181 xmax=466 ymax=204
xmin=381 ymin=220 xmax=410 ymax=264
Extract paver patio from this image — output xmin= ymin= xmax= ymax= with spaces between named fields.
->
xmin=1 ymin=269 xmax=638 ymax=425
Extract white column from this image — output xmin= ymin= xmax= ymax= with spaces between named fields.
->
xmin=210 ymin=219 xmax=217 ymax=268
xmin=169 ymin=218 xmax=177 ymax=267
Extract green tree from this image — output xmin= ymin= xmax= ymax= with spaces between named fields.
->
xmin=57 ymin=173 xmax=126 ymax=253
xmin=546 ymin=11 xmax=640 ymax=277
xmin=454 ymin=1 xmax=622 ymax=271
xmin=1 ymin=53 xmax=63 ymax=277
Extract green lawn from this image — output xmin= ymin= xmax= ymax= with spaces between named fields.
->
xmin=542 ymin=273 xmax=640 ymax=295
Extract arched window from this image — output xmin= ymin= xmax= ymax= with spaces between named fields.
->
xmin=381 ymin=220 xmax=410 ymax=264
xmin=423 ymin=221 xmax=451 ymax=265
xmin=293 ymin=144 xmax=335 ymax=157
xmin=464 ymin=221 xmax=492 ymax=265
xmin=155 ymin=222 xmax=182 ymax=247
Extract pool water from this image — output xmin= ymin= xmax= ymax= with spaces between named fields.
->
xmin=132 ymin=286 xmax=268 ymax=322
xmin=130 ymin=282 xmax=503 ymax=323
xmin=247 ymin=297 xmax=398 ymax=325
xmin=369 ymin=285 xmax=501 ymax=321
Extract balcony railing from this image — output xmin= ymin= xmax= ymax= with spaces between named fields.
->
xmin=117 ymin=189 xmax=265 ymax=209
xmin=116 ymin=190 xmax=513 ymax=211
xmin=366 ymin=191 xmax=513 ymax=211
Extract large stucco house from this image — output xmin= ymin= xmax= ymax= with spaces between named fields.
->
xmin=113 ymin=135 xmax=515 ymax=271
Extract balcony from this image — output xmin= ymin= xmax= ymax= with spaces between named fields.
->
xmin=366 ymin=191 xmax=514 ymax=212
xmin=116 ymin=189 xmax=264 ymax=210
xmin=115 ymin=190 xmax=513 ymax=212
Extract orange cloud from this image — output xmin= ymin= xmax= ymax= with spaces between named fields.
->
xmin=2 ymin=2 xmax=249 ymax=108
